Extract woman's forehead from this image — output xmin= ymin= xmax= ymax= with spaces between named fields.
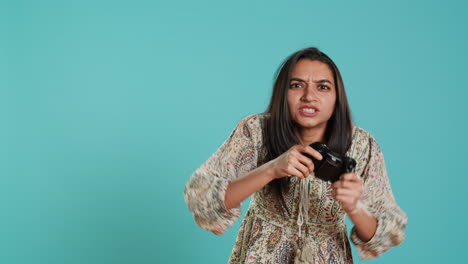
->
xmin=291 ymin=60 xmax=335 ymax=85
xmin=291 ymin=60 xmax=333 ymax=78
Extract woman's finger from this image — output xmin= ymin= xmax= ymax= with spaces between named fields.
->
xmin=340 ymin=172 xmax=357 ymax=182
xmin=295 ymin=152 xmax=315 ymax=172
xmin=339 ymin=180 xmax=361 ymax=190
xmin=332 ymin=179 xmax=349 ymax=190
xmin=298 ymin=145 xmax=323 ymax=161
xmin=290 ymin=159 xmax=311 ymax=178
xmin=333 ymin=188 xmax=359 ymax=198
xmin=288 ymin=167 xmax=307 ymax=178
xmin=345 ymin=173 xmax=362 ymax=184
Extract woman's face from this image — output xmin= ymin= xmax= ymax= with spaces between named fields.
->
xmin=287 ymin=59 xmax=337 ymax=134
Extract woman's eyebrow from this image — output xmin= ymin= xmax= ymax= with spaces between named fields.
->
xmin=290 ymin=77 xmax=333 ymax=85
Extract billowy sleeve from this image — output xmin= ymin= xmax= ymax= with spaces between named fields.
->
xmin=350 ymin=134 xmax=408 ymax=259
xmin=183 ymin=115 xmax=259 ymax=235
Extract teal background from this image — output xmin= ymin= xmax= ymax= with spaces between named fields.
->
xmin=2 ymin=0 xmax=467 ymax=263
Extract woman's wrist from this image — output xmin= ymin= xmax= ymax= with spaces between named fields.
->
xmin=346 ymin=202 xmax=363 ymax=216
xmin=346 ymin=202 xmax=378 ymax=242
xmin=261 ymin=160 xmax=279 ymax=181
xmin=224 ymin=161 xmax=277 ymax=209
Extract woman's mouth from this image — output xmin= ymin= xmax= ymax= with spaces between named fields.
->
xmin=299 ymin=107 xmax=319 ymax=117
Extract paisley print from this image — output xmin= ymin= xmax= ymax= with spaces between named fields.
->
xmin=249 ymin=218 xmax=264 ymax=248
xmin=267 ymin=227 xmax=282 ymax=253
xmin=184 ymin=113 xmax=407 ymax=263
xmin=277 ymin=241 xmax=294 ymax=263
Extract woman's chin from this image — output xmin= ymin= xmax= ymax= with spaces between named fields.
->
xmin=295 ymin=120 xmax=327 ymax=130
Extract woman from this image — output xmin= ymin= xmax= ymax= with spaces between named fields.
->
xmin=184 ymin=47 xmax=407 ymax=263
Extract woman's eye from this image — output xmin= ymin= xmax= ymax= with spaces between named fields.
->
xmin=318 ymin=85 xmax=330 ymax=90
xmin=290 ymin=83 xmax=302 ymax=88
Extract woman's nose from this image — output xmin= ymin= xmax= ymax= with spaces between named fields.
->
xmin=301 ymin=86 xmax=318 ymax=102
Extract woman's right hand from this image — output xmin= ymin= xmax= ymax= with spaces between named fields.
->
xmin=268 ymin=144 xmax=323 ymax=180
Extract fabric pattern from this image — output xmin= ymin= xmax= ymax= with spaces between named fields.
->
xmin=184 ymin=113 xmax=407 ymax=263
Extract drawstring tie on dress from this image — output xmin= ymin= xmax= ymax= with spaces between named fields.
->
xmin=294 ymin=175 xmax=349 ymax=264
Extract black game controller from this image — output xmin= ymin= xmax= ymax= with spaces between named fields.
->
xmin=303 ymin=142 xmax=357 ymax=183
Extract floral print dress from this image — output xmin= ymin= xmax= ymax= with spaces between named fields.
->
xmin=184 ymin=113 xmax=407 ymax=264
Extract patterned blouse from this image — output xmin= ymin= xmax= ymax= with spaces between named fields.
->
xmin=184 ymin=113 xmax=407 ymax=264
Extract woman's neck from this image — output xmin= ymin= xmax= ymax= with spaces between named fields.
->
xmin=298 ymin=127 xmax=326 ymax=146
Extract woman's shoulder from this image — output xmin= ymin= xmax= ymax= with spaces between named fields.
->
xmin=352 ymin=124 xmax=380 ymax=144
xmin=235 ymin=113 xmax=269 ymax=146
xmin=349 ymin=125 xmax=385 ymax=172
xmin=352 ymin=125 xmax=369 ymax=140
xmin=241 ymin=112 xmax=270 ymax=123
xmin=238 ymin=113 xmax=269 ymax=132
xmin=351 ymin=125 xmax=381 ymax=150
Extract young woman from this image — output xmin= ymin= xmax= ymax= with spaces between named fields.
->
xmin=184 ymin=47 xmax=407 ymax=264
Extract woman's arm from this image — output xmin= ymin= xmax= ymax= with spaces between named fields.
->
xmin=332 ymin=172 xmax=378 ymax=242
xmin=225 ymin=144 xmax=323 ymax=209
xmin=184 ymin=116 xmax=260 ymax=235
xmin=185 ymin=114 xmax=324 ymax=234
xmin=224 ymin=161 xmax=276 ymax=209
xmin=349 ymin=134 xmax=407 ymax=259
xmin=346 ymin=202 xmax=377 ymax=242
xmin=332 ymin=133 xmax=407 ymax=259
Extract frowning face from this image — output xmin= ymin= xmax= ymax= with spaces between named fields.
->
xmin=287 ymin=59 xmax=336 ymax=138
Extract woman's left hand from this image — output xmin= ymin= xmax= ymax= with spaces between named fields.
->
xmin=331 ymin=172 xmax=364 ymax=215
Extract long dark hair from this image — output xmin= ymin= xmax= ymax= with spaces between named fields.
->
xmin=263 ymin=47 xmax=354 ymax=214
